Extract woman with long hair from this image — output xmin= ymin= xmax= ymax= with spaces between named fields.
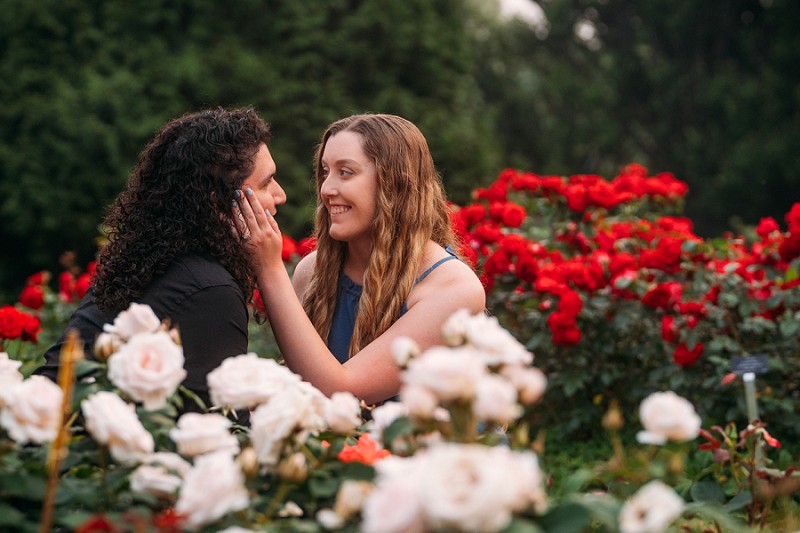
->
xmin=36 ymin=106 xmax=285 ymax=411
xmin=236 ymin=113 xmax=485 ymax=403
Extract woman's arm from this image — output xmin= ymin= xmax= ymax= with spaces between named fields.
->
xmin=236 ymin=191 xmax=485 ymax=403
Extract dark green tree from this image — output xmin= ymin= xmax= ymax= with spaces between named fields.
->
xmin=472 ymin=0 xmax=800 ymax=236
xmin=0 ymin=0 xmax=500 ymax=301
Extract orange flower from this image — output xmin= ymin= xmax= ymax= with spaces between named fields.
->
xmin=337 ymin=433 xmax=390 ymax=465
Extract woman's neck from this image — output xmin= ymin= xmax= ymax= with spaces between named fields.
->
xmin=343 ymin=240 xmax=372 ymax=284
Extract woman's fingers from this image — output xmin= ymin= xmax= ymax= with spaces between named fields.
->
xmin=237 ymin=188 xmax=263 ymax=230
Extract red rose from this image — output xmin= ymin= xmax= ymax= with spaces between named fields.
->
xmin=75 ymin=273 xmax=93 ymax=299
xmin=673 ymin=342 xmax=703 ymax=367
xmin=297 ymin=237 xmax=317 ymax=256
xmin=59 ymin=271 xmax=76 ymax=302
xmin=756 ymin=217 xmax=780 ymax=240
xmin=784 ymin=202 xmax=800 ymax=232
xmin=515 ymin=254 xmax=539 ymax=284
xmin=19 ymin=285 xmax=45 ymax=310
xmin=778 ymin=233 xmax=800 ymax=262
xmin=661 ymin=315 xmax=677 ymax=343
xmin=459 ymin=203 xmax=488 ymax=227
xmin=281 ymin=235 xmax=298 ymax=262
xmin=500 ymin=202 xmax=526 ymax=228
xmin=642 ymin=281 xmax=682 ymax=310
xmin=510 ymin=172 xmax=540 ymax=192
xmin=74 ymin=515 xmax=119 ymax=533
xmin=26 ymin=271 xmax=50 ymax=286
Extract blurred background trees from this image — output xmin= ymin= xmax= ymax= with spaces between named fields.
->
xmin=1 ymin=0 xmax=798 ymax=302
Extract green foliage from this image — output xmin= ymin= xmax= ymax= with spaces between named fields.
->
xmin=0 ymin=0 xmax=500 ymax=301
xmin=470 ymin=0 xmax=800 ymax=237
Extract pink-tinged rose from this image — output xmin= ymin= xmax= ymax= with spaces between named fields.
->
xmin=0 ymin=353 xmax=23 ymax=407
xmin=619 ymin=480 xmax=685 ymax=533
xmin=0 ymin=375 xmax=62 ymax=444
xmin=324 ymin=392 xmax=362 ymax=434
xmin=107 ymin=331 xmax=186 ymax=410
xmin=636 ymin=391 xmax=701 ymax=445
xmin=402 ymin=346 xmax=487 ymax=402
xmin=175 ymin=451 xmax=249 ymax=528
xmin=249 ymin=386 xmax=327 ymax=468
xmin=169 ymin=413 xmax=239 ymax=457
xmin=81 ymin=391 xmax=154 ymax=465
xmin=399 ymin=384 xmax=440 ymax=419
xmin=501 ymin=365 xmax=547 ymax=405
xmin=130 ymin=452 xmax=191 ymax=497
xmin=103 ymin=302 xmax=161 ymax=341
xmin=207 ymin=353 xmax=302 ymax=410
xmin=472 ymin=375 xmax=521 ymax=425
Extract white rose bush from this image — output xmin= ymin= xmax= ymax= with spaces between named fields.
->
xmin=0 ymin=302 xmax=797 ymax=532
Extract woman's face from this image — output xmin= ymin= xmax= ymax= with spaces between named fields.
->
xmin=241 ymin=143 xmax=285 ymax=216
xmin=319 ymin=131 xmax=378 ymax=246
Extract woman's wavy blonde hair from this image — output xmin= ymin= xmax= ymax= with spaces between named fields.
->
xmin=303 ymin=114 xmax=459 ymax=358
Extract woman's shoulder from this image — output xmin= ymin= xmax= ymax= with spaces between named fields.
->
xmin=413 ymin=242 xmax=485 ymax=305
xmin=163 ymin=253 xmax=239 ymax=289
xmin=292 ymin=251 xmax=318 ymax=296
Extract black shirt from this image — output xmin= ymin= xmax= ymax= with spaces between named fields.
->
xmin=34 ymin=253 xmax=249 ymax=414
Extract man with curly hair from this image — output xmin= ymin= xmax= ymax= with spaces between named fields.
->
xmin=35 ymin=107 xmax=285 ymax=414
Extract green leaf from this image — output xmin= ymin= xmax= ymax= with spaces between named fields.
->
xmin=383 ymin=416 xmax=413 ymax=444
xmin=308 ymin=472 xmax=339 ymax=499
xmin=0 ymin=503 xmax=26 ymax=526
xmin=689 ymin=479 xmax=726 ymax=504
xmin=779 ymin=319 xmax=800 ymax=337
xmin=340 ymin=462 xmax=375 ymax=482
xmin=501 ymin=517 xmax=545 ymax=533
xmin=723 ymin=490 xmax=752 ymax=512
xmin=536 ymin=501 xmax=592 ymax=533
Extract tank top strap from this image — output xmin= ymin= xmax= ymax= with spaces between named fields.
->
xmin=413 ymin=245 xmax=460 ymax=285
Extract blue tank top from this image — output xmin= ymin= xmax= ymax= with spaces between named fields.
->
xmin=328 ymin=246 xmax=460 ymax=363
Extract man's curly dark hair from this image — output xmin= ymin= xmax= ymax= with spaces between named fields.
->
xmin=92 ymin=107 xmax=270 ymax=316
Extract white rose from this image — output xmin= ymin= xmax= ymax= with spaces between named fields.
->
xmin=442 ymin=309 xmax=534 ymax=367
xmin=130 ymin=452 xmax=190 ymax=497
xmin=103 ymin=302 xmax=161 ymax=341
xmin=169 ymin=412 xmax=239 ymax=457
xmin=93 ymin=332 xmax=123 ymax=360
xmin=81 ymin=391 xmax=154 ymax=465
xmin=324 ymin=392 xmax=362 ymax=434
xmin=399 ymin=384 xmax=440 ymax=419
xmin=502 ymin=365 xmax=547 ymax=405
xmin=402 ymin=346 xmax=487 ymax=402
xmin=619 ymin=480 xmax=685 ymax=533
xmin=419 ymin=444 xmax=520 ymax=532
xmin=317 ymin=509 xmax=345 ymax=530
xmin=278 ymin=501 xmax=304 ymax=518
xmin=0 ymin=353 xmax=24 ymax=407
xmin=0 ymin=375 xmax=62 ymax=444
xmin=472 ymin=374 xmax=522 ymax=425
xmin=636 ymin=391 xmax=701 ymax=445
xmin=441 ymin=308 xmax=472 ymax=346
xmin=207 ymin=353 xmax=302 ymax=409
xmin=175 ymin=451 xmax=249 ymax=528
xmin=368 ymin=402 xmax=409 ymax=441
xmin=334 ymin=479 xmax=374 ymax=519
xmin=250 ymin=387 xmax=326 ymax=468
xmin=362 ymin=457 xmax=426 ymax=533
xmin=499 ymin=448 xmax=548 ymax=514
xmin=391 ymin=336 xmax=420 ymax=367
xmin=107 ymin=331 xmax=186 ymax=410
